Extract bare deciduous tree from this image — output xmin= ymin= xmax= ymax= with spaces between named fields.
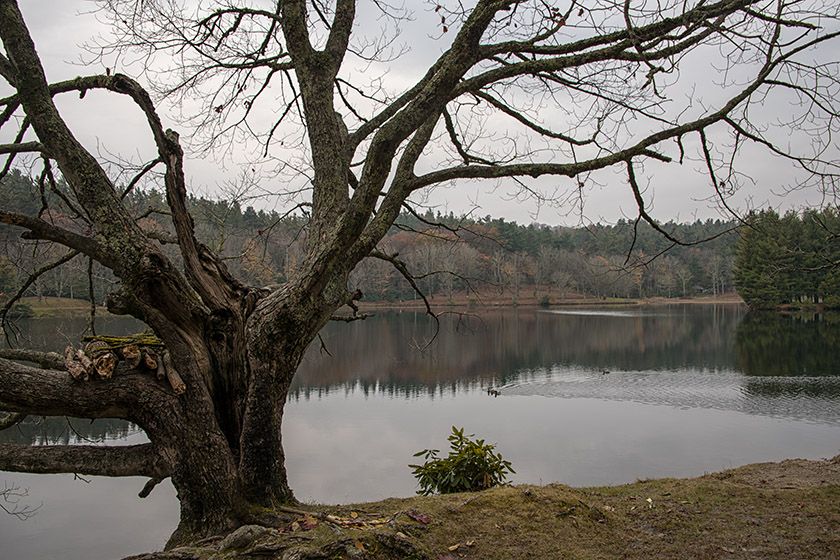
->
xmin=0 ymin=0 xmax=838 ymax=547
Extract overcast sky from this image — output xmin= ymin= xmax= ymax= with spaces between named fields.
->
xmin=9 ymin=0 xmax=837 ymax=227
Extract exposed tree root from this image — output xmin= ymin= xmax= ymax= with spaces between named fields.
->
xmin=124 ymin=509 xmax=434 ymax=560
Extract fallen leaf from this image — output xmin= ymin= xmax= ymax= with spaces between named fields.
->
xmin=350 ymin=511 xmax=359 ymax=519
xmin=407 ymin=509 xmax=432 ymax=524
xmin=448 ymin=543 xmax=460 ymax=551
xmin=396 ymin=532 xmax=409 ymax=539
xmin=354 ymin=540 xmax=365 ymax=552
xmin=290 ymin=521 xmax=300 ymax=532
xmin=466 ymin=540 xmax=475 ymax=547
xmin=300 ymin=515 xmax=319 ymax=530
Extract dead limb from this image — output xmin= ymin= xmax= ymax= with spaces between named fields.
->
xmin=64 ymin=346 xmax=88 ymax=381
xmin=143 ymin=349 xmax=158 ymax=370
xmin=161 ymin=350 xmax=186 ymax=395
xmin=121 ymin=344 xmax=142 ymax=369
xmin=75 ymin=348 xmax=93 ymax=374
xmin=84 ymin=339 xmax=118 ymax=378
xmin=138 ymin=476 xmax=164 ymax=498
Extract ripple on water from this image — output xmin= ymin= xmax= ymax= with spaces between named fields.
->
xmin=500 ymin=367 xmax=840 ymax=426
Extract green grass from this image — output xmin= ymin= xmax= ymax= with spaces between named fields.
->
xmin=19 ymin=297 xmax=103 ymax=318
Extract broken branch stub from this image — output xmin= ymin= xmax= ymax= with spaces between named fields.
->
xmin=93 ymin=352 xmax=118 ymax=378
xmin=84 ymin=339 xmax=118 ymax=378
xmin=143 ymin=349 xmax=158 ymax=370
xmin=75 ymin=349 xmax=93 ymax=375
xmin=161 ymin=350 xmax=186 ymax=395
xmin=64 ymin=345 xmax=88 ymax=381
xmin=121 ymin=345 xmax=142 ymax=369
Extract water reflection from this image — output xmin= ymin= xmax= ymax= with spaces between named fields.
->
xmin=294 ymin=304 xmax=746 ymax=397
xmin=291 ymin=305 xmax=840 ymax=426
xmin=5 ymin=306 xmax=840 ymax=439
xmin=0 ymin=416 xmax=138 ymax=446
xmin=736 ymin=311 xmax=840 ymax=377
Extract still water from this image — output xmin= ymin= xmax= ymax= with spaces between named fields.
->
xmin=2 ymin=305 xmax=840 ymax=559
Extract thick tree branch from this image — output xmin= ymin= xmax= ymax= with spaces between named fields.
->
xmin=0 ymin=8 xmax=145 ymax=277
xmin=409 ymin=146 xmax=670 ymax=190
xmin=0 ymin=140 xmax=42 ymax=154
xmin=346 ymin=0 xmax=519 ymax=237
xmin=350 ymin=114 xmax=440 ymax=263
xmin=410 ymin=20 xmax=830 ymax=196
xmin=0 ymin=349 xmax=64 ymax=370
xmin=0 ymin=442 xmax=169 ymax=479
xmin=80 ymin=72 xmax=250 ymax=311
xmin=0 ymin=357 xmax=175 ymax=420
xmin=324 ymin=0 xmax=355 ymax=69
xmin=0 ymin=212 xmax=99 ymax=259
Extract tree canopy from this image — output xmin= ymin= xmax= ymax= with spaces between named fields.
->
xmin=734 ymin=208 xmax=840 ymax=308
xmin=0 ymin=0 xmax=838 ymax=549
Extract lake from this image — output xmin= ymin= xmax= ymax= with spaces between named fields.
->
xmin=2 ymin=305 xmax=840 ymax=559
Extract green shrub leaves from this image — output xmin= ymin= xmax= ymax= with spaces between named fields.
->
xmin=410 ymin=427 xmax=514 ymax=495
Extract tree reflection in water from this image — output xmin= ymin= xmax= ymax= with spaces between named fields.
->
xmin=0 ymin=416 xmax=138 ymax=446
xmin=292 ymin=305 xmax=747 ymax=398
xmin=737 ymin=311 xmax=840 ymax=404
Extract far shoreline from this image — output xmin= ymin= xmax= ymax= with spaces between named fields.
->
xmin=11 ymin=293 xmax=747 ymax=319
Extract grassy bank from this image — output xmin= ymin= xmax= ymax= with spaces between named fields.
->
xmin=132 ymin=455 xmax=840 ymax=560
xmin=15 ymin=296 xmax=106 ymax=318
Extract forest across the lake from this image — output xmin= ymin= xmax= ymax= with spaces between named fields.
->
xmin=0 ymin=168 xmax=738 ymax=309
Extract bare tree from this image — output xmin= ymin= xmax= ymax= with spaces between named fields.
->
xmin=534 ymin=245 xmax=559 ymax=297
xmin=709 ymin=253 xmax=731 ymax=296
xmin=677 ymin=264 xmax=693 ymax=297
xmin=0 ymin=0 xmax=838 ymax=548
